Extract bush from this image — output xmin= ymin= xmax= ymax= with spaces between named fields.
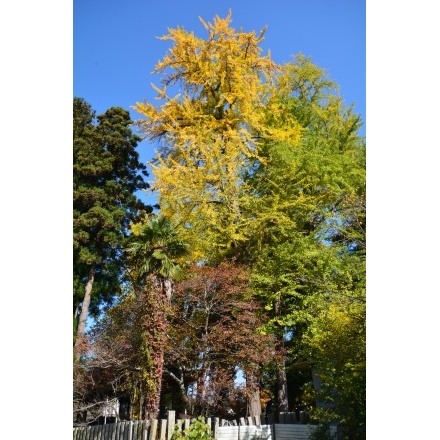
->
xmin=171 ymin=416 xmax=213 ymax=440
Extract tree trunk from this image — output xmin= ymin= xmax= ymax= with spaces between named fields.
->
xmin=276 ymin=359 xmax=289 ymax=413
xmin=143 ymin=278 xmax=168 ymax=420
xmin=246 ymin=373 xmax=262 ymax=418
xmin=74 ymin=263 xmax=95 ymax=351
xmin=167 ymin=367 xmax=191 ymax=411
xmin=273 ymin=296 xmax=289 ymax=415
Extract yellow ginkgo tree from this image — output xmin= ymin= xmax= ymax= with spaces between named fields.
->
xmin=134 ymin=11 xmax=302 ymax=263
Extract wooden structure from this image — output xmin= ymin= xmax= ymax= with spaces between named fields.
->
xmin=72 ymin=410 xmax=338 ymax=440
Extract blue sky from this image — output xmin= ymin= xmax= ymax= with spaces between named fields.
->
xmin=74 ymin=0 xmax=365 ymax=206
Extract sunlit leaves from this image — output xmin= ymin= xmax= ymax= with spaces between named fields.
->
xmin=134 ymin=12 xmax=303 ymax=263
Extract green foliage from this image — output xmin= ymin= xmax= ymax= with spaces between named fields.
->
xmin=127 ymin=214 xmax=189 ymax=284
xmin=171 ymin=417 xmax=213 ymax=440
xmin=73 ymin=97 xmax=152 ymax=326
xmin=309 ymin=424 xmax=337 ymax=440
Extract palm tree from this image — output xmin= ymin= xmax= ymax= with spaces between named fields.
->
xmin=127 ymin=215 xmax=188 ymax=300
xmin=126 ymin=215 xmax=188 ymax=419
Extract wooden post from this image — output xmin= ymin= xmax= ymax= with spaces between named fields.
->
xmin=150 ymin=419 xmax=158 ymax=440
xmin=239 ymin=417 xmax=246 ymax=426
xmin=115 ymin=421 xmax=122 ymax=440
xmin=247 ymin=416 xmax=253 ymax=426
xmin=90 ymin=425 xmax=98 ymax=440
xmin=167 ymin=411 xmax=175 ymax=440
xmin=279 ymin=412 xmax=284 ymax=424
xmin=103 ymin=424 xmax=111 ymax=440
xmin=213 ymin=417 xmax=219 ymax=438
xmin=127 ymin=421 xmax=133 ymax=440
xmin=255 ymin=415 xmax=261 ymax=426
xmin=184 ymin=419 xmax=190 ymax=431
xmin=205 ymin=417 xmax=211 ymax=432
xmin=141 ymin=420 xmax=149 ymax=440
xmin=159 ymin=419 xmax=167 ymax=440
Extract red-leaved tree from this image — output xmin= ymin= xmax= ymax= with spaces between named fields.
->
xmin=165 ymin=261 xmax=277 ymax=418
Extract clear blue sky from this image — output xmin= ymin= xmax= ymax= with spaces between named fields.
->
xmin=74 ymin=0 xmax=365 ymax=206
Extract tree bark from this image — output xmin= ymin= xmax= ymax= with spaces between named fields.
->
xmin=276 ymin=359 xmax=289 ymax=413
xmin=273 ymin=296 xmax=289 ymax=415
xmin=246 ymin=373 xmax=262 ymax=418
xmin=74 ymin=263 xmax=95 ymax=351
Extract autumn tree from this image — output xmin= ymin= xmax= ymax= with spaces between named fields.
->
xmin=81 ymin=216 xmax=188 ymax=422
xmin=73 ymin=97 xmax=151 ymax=351
xmin=131 ymin=11 xmax=365 ymax=427
xmin=166 ymin=261 xmax=276 ymax=418
xmin=133 ymin=11 xmax=302 ymax=263
xmin=124 ymin=214 xmax=188 ymax=419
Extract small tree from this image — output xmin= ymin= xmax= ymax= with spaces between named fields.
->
xmin=171 ymin=416 xmax=213 ymax=440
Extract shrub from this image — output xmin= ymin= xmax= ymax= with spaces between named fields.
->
xmin=171 ymin=416 xmax=213 ymax=440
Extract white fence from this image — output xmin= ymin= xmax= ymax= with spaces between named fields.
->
xmin=216 ymin=424 xmax=337 ymax=440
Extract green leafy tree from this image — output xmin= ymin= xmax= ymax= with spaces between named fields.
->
xmin=241 ymin=54 xmax=365 ymax=416
xmin=73 ymin=97 xmax=151 ymax=351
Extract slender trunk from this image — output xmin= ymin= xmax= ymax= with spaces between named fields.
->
xmin=73 ymin=304 xmax=79 ymax=322
xmin=276 ymin=359 xmax=289 ymax=413
xmin=273 ymin=296 xmax=289 ymax=415
xmin=167 ymin=368 xmax=191 ymax=410
xmin=74 ymin=263 xmax=95 ymax=350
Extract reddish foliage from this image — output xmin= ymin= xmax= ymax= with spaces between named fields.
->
xmin=165 ymin=261 xmax=277 ymax=417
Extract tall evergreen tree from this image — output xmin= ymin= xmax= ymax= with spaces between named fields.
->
xmin=73 ymin=97 xmax=151 ymax=351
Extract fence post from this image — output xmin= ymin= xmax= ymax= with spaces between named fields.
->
xmin=167 ymin=411 xmax=175 ymax=440
xmin=159 ymin=419 xmax=167 ymax=440
xmin=213 ymin=417 xmax=219 ymax=439
xmin=184 ymin=419 xmax=190 ymax=431
xmin=150 ymin=419 xmax=158 ymax=440
xmin=141 ymin=420 xmax=149 ymax=440
xmin=127 ymin=421 xmax=133 ymax=440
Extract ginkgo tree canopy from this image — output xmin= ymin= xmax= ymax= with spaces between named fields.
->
xmin=134 ymin=11 xmax=303 ymax=263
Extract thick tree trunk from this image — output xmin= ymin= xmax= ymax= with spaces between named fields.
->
xmin=143 ymin=278 xmax=169 ymax=420
xmin=74 ymin=263 xmax=95 ymax=351
xmin=246 ymin=373 xmax=262 ymax=418
xmin=143 ymin=345 xmax=164 ymax=420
